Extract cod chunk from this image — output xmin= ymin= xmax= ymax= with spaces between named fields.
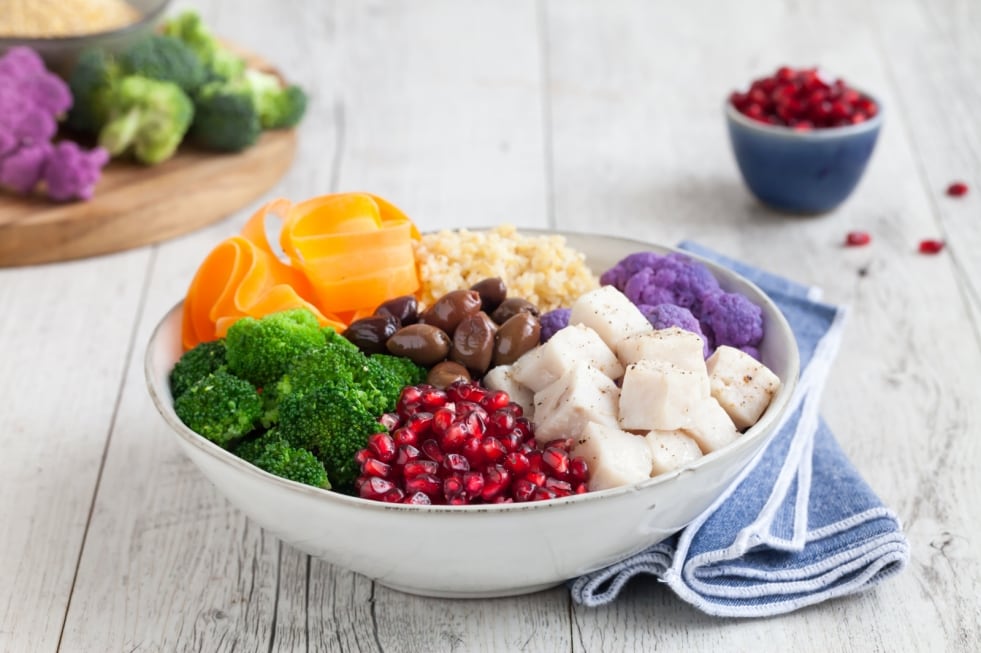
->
xmin=681 ymin=397 xmax=739 ymax=453
xmin=617 ymin=327 xmax=707 ymax=373
xmin=511 ymin=324 xmax=623 ymax=392
xmin=569 ymin=286 xmax=653 ymax=352
xmin=573 ymin=422 xmax=652 ymax=491
xmin=645 ymin=430 xmax=704 ymax=476
xmin=618 ymin=359 xmax=710 ymax=431
xmin=532 ymin=362 xmax=619 ymax=442
xmin=705 ymin=346 xmax=781 ymax=430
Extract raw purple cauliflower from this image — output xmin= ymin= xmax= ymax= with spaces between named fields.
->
xmin=0 ymin=142 xmax=51 ymax=194
xmin=600 ymin=251 xmax=664 ymax=290
xmin=43 ymin=142 xmax=110 ymax=201
xmin=539 ymin=308 xmax=571 ymax=343
xmin=700 ymin=290 xmax=763 ymax=349
xmin=637 ymin=303 xmax=710 ymax=357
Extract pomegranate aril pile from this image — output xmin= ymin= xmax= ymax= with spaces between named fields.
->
xmin=730 ymin=66 xmax=878 ymax=129
xmin=354 ymin=381 xmax=590 ymax=505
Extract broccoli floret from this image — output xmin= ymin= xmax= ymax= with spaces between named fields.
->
xmin=162 ymin=10 xmax=246 ymax=81
xmin=98 ymin=75 xmax=194 ymax=165
xmin=324 ymin=326 xmax=359 ymax=353
xmin=368 ymin=353 xmax=426 ymax=393
xmin=235 ymin=430 xmax=330 ymax=489
xmin=224 ymin=308 xmax=325 ymax=388
xmin=118 ymin=35 xmax=206 ymax=93
xmin=188 ymin=81 xmax=261 ymax=152
xmin=238 ymin=69 xmax=307 ymax=129
xmin=174 ymin=368 xmax=263 ymax=447
xmin=539 ymin=308 xmax=571 ymax=343
xmin=66 ymin=48 xmax=121 ymax=133
xmin=169 ymin=339 xmax=227 ymax=398
xmin=278 ymin=382 xmax=385 ymax=488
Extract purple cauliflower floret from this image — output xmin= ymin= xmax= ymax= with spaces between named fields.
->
xmin=0 ymin=142 xmax=51 ymax=194
xmin=43 ymin=142 xmax=109 ymax=201
xmin=539 ymin=308 xmax=571 ymax=343
xmin=0 ymin=131 xmax=16 ymax=158
xmin=739 ymin=345 xmax=761 ymax=361
xmin=0 ymin=47 xmax=72 ymax=117
xmin=637 ymin=303 xmax=711 ymax=357
xmin=600 ymin=251 xmax=665 ymax=290
xmin=699 ymin=290 xmax=763 ymax=349
xmin=0 ymin=87 xmax=58 ymax=143
xmin=0 ymin=47 xmax=47 ymax=81
xmin=623 ymin=268 xmax=675 ymax=306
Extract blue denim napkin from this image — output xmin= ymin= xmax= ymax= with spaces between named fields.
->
xmin=570 ymin=242 xmax=910 ymax=617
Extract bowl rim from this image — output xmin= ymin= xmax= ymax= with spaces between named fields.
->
xmin=0 ymin=0 xmax=171 ymax=45
xmin=145 ymin=230 xmax=801 ymax=514
xmin=724 ymin=92 xmax=884 ymax=140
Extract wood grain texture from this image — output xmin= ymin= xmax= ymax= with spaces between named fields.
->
xmin=2 ymin=0 xmax=979 ymax=651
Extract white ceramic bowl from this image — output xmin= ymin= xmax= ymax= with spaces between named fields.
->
xmin=145 ymin=231 xmax=800 ymax=598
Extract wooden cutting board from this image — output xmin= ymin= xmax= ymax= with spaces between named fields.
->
xmin=0 ymin=50 xmax=297 ymax=267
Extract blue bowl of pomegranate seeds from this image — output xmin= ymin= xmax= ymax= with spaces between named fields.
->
xmin=726 ymin=66 xmax=883 ymax=214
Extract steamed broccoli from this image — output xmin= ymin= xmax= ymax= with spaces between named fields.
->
xmin=98 ymin=76 xmax=194 ymax=165
xmin=224 ymin=309 xmax=325 ymax=388
xmin=235 ymin=430 xmax=330 ymax=489
xmin=238 ymin=69 xmax=307 ymax=129
xmin=161 ymin=10 xmax=246 ymax=81
xmin=66 ymin=48 xmax=120 ymax=133
xmin=278 ymin=382 xmax=386 ymax=488
xmin=324 ymin=326 xmax=359 ymax=353
xmin=188 ymin=81 xmax=261 ymax=152
xmin=169 ymin=339 xmax=227 ymax=398
xmin=118 ymin=35 xmax=206 ymax=93
xmin=174 ymin=368 xmax=263 ymax=447
xmin=368 ymin=353 xmax=426 ymax=397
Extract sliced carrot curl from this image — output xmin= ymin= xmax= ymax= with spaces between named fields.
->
xmin=180 ymin=193 xmax=421 ymax=350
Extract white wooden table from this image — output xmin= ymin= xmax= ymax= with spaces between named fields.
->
xmin=3 ymin=0 xmax=979 ymax=650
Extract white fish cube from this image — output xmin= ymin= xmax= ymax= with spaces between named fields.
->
xmin=569 ymin=286 xmax=653 ymax=352
xmin=482 ymin=364 xmax=534 ymax=420
xmin=706 ymin=346 xmax=781 ymax=430
xmin=681 ymin=398 xmax=739 ymax=453
xmin=532 ymin=363 xmax=619 ymax=442
xmin=573 ymin=422 xmax=652 ymax=491
xmin=645 ymin=430 xmax=704 ymax=476
xmin=618 ymin=327 xmax=708 ymax=374
xmin=618 ymin=360 xmax=710 ymax=431
xmin=511 ymin=324 xmax=623 ymax=392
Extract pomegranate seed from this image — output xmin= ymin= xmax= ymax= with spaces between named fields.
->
xmin=398 ymin=386 xmax=422 ymax=408
xmin=527 ymin=451 xmax=543 ymax=473
xmin=505 ymin=402 xmax=524 ymax=418
xmin=420 ymin=387 xmax=448 ymax=409
xmin=461 ymin=436 xmax=484 ymax=466
xmin=462 ymin=411 xmax=485 ymax=438
xmin=362 ymin=458 xmax=391 ymax=479
xmin=443 ymin=476 xmax=464 ymax=499
xmin=447 ymin=496 xmax=468 ymax=505
xmin=368 ymin=433 xmax=397 ymax=462
xmin=574 ymin=482 xmax=589 ymax=494
xmin=440 ymin=423 xmax=468 ymax=451
xmin=393 ymin=444 xmax=420 ymax=467
xmin=353 ymin=477 xmax=367 ymax=493
xmin=448 ymin=382 xmax=485 ymax=403
xmin=918 ymin=239 xmax=945 ymax=254
xmin=486 ymin=410 xmax=515 ymax=437
xmin=845 ymin=231 xmax=871 ymax=247
xmin=354 ymin=449 xmax=371 ymax=466
xmin=532 ymin=487 xmax=557 ymax=502
xmin=403 ymin=460 xmax=439 ymax=478
xmin=481 ymin=390 xmax=510 ymax=412
xmin=481 ymin=436 xmax=507 ymax=462
xmin=432 ymin=407 xmax=455 ymax=435
xmin=359 ymin=477 xmax=395 ymax=499
xmin=443 ymin=453 xmax=470 ymax=473
xmin=543 ymin=447 xmax=570 ymax=475
xmin=463 ymin=471 xmax=485 ymax=497
xmin=543 ymin=438 xmax=574 ymax=452
xmin=513 ymin=418 xmax=533 ymax=440
xmin=405 ymin=473 xmax=441 ymax=497
xmin=393 ymin=426 xmax=418 ymax=448
xmin=404 ymin=492 xmax=431 ymax=505
xmin=525 ymin=471 xmax=547 ymax=487
xmin=406 ymin=412 xmax=434 ymax=436
xmin=513 ymin=478 xmax=537 ymax=502
xmin=947 ymin=182 xmax=969 ymax=197
xmin=545 ymin=477 xmax=573 ymax=495
xmin=504 ymin=452 xmax=531 ymax=475
xmin=383 ymin=488 xmax=405 ymax=503
xmin=502 ymin=431 xmax=523 ymax=452
xmin=569 ymin=457 xmax=589 ymax=483
xmin=421 ymin=439 xmax=444 ymax=464
xmin=398 ymin=403 xmax=420 ymax=420
xmin=776 ymin=66 xmax=794 ymax=82
xmin=378 ymin=413 xmax=400 ymax=431
xmin=492 ymin=496 xmax=514 ymax=504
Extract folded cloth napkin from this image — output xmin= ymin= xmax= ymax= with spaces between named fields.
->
xmin=570 ymin=241 xmax=910 ymax=617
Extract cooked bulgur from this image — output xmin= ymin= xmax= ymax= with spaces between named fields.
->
xmin=413 ymin=225 xmax=599 ymax=312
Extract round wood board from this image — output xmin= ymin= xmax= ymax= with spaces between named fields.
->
xmin=0 ymin=50 xmax=298 ymax=267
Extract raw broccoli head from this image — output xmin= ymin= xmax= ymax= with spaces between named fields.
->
xmin=235 ymin=430 xmax=330 ymax=489
xmin=278 ymin=382 xmax=385 ymax=489
xmin=274 ymin=346 xmax=390 ymax=417
xmin=224 ymin=308 xmax=326 ymax=388
xmin=118 ymin=34 xmax=206 ymax=93
xmin=162 ymin=10 xmax=246 ymax=81
xmin=98 ymin=75 xmax=194 ymax=165
xmin=636 ymin=303 xmax=710 ymax=357
xmin=66 ymin=48 xmax=121 ymax=133
xmin=367 ymin=354 xmax=427 ymax=405
xmin=324 ymin=326 xmax=359 ymax=353
xmin=169 ymin=339 xmax=227 ymax=399
xmin=240 ymin=69 xmax=307 ymax=129
xmin=189 ymin=81 xmax=261 ymax=152
xmin=174 ymin=368 xmax=263 ymax=447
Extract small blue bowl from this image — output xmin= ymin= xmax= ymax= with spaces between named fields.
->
xmin=725 ymin=98 xmax=882 ymax=214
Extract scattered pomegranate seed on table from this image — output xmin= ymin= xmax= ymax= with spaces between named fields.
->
xmin=845 ymin=231 xmax=871 ymax=247
xmin=946 ymin=182 xmax=969 ymax=197
xmin=354 ymin=381 xmax=590 ymax=505
xmin=918 ymin=239 xmax=945 ymax=254
xmin=730 ymin=66 xmax=878 ymax=129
